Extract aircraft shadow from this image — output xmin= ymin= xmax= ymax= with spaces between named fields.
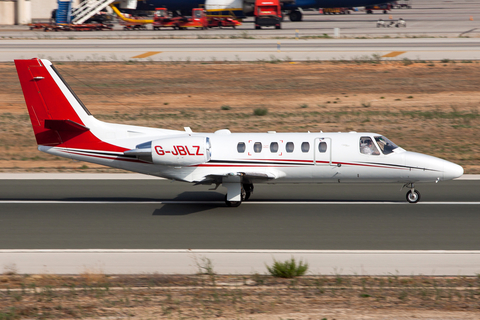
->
xmin=152 ymin=204 xmax=219 ymax=215
xmin=152 ymin=191 xmax=225 ymax=215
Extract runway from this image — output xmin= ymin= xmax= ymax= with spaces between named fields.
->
xmin=1 ymin=38 xmax=479 ymax=62
xmin=0 ymin=175 xmax=479 ymax=275
xmin=0 ymin=177 xmax=478 ymax=250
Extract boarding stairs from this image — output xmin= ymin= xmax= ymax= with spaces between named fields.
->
xmin=71 ymin=0 xmax=116 ymax=24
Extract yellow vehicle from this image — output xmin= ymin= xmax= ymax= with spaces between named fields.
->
xmin=322 ymin=7 xmax=351 ymax=15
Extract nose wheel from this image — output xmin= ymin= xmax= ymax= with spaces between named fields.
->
xmin=404 ymin=182 xmax=421 ymax=203
xmin=406 ymin=190 xmax=421 ymax=203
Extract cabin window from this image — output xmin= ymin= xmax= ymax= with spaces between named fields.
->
xmin=254 ymin=142 xmax=262 ymax=153
xmin=301 ymin=142 xmax=310 ymax=153
xmin=318 ymin=142 xmax=327 ymax=153
xmin=237 ymin=142 xmax=246 ymax=153
xmin=359 ymin=136 xmax=380 ymax=155
xmin=270 ymin=142 xmax=279 ymax=153
xmin=286 ymin=142 xmax=294 ymax=153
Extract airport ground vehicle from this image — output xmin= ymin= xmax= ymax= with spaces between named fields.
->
xmin=30 ymin=22 xmax=113 ymax=31
xmin=152 ymin=8 xmax=183 ymax=30
xmin=119 ymin=13 xmax=151 ymax=30
xmin=392 ymin=0 xmax=412 ymax=9
xmin=254 ymin=0 xmax=282 ymax=29
xmin=176 ymin=8 xmax=209 ymax=30
xmin=206 ymin=15 xmax=242 ymax=28
xmin=153 ymin=7 xmax=239 ymax=30
xmin=365 ymin=3 xmax=392 ymax=14
xmin=322 ymin=7 xmax=350 ymax=14
xmin=14 ymin=58 xmax=464 ymax=207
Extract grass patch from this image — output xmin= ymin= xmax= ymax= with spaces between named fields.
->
xmin=253 ymin=108 xmax=268 ymax=116
xmin=266 ymin=257 xmax=308 ymax=278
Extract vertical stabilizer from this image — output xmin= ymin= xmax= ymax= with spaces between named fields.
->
xmin=15 ymin=58 xmax=125 ymax=152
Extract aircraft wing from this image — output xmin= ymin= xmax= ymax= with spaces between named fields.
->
xmin=195 ymin=172 xmax=277 ymax=185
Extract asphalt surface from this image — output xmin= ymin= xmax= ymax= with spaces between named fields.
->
xmin=2 ymin=39 xmax=480 ymax=49
xmin=0 ymin=179 xmax=478 ymax=250
xmin=1 ymin=38 xmax=479 ymax=62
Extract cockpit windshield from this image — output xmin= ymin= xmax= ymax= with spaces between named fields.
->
xmin=374 ymin=136 xmax=399 ymax=155
xmin=155 ymin=10 xmax=167 ymax=17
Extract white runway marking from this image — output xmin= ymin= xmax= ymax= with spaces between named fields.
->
xmin=0 ymin=201 xmax=479 ymax=205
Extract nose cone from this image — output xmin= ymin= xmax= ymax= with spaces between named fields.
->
xmin=443 ymin=161 xmax=464 ymax=181
xmin=405 ymin=152 xmax=464 ymax=182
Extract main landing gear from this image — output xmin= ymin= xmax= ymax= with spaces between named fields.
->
xmin=224 ymin=183 xmax=254 ymax=207
xmin=404 ymin=182 xmax=421 ymax=203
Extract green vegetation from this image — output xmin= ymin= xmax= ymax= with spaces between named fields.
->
xmin=253 ymin=107 xmax=268 ymax=116
xmin=266 ymin=257 xmax=309 ymax=278
xmin=402 ymin=58 xmax=413 ymax=66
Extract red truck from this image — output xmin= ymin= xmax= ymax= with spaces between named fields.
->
xmin=153 ymin=8 xmax=208 ymax=30
xmin=254 ymin=0 xmax=282 ymax=30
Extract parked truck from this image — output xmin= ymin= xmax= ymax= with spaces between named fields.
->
xmin=254 ymin=0 xmax=282 ymax=30
xmin=153 ymin=7 xmax=240 ymax=30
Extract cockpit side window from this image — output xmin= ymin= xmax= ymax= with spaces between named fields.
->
xmin=375 ymin=136 xmax=398 ymax=155
xmin=359 ymin=136 xmax=380 ymax=155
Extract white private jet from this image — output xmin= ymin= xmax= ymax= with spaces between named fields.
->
xmin=15 ymin=58 xmax=464 ymax=206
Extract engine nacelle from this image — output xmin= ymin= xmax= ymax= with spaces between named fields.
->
xmin=151 ymin=136 xmax=211 ymax=166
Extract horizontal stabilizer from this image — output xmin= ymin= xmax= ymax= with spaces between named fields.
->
xmin=44 ymin=119 xmax=90 ymax=132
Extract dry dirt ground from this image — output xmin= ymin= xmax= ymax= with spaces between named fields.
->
xmin=1 ymin=273 xmax=479 ymax=319
xmin=0 ymin=60 xmax=479 ymax=173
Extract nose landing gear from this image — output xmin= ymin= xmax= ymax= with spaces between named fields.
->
xmin=404 ymin=183 xmax=421 ymax=203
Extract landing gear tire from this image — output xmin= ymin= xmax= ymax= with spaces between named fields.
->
xmin=289 ymin=10 xmax=302 ymax=21
xmin=241 ymin=189 xmax=251 ymax=201
xmin=406 ymin=190 xmax=421 ymax=203
xmin=242 ymin=183 xmax=254 ymax=201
